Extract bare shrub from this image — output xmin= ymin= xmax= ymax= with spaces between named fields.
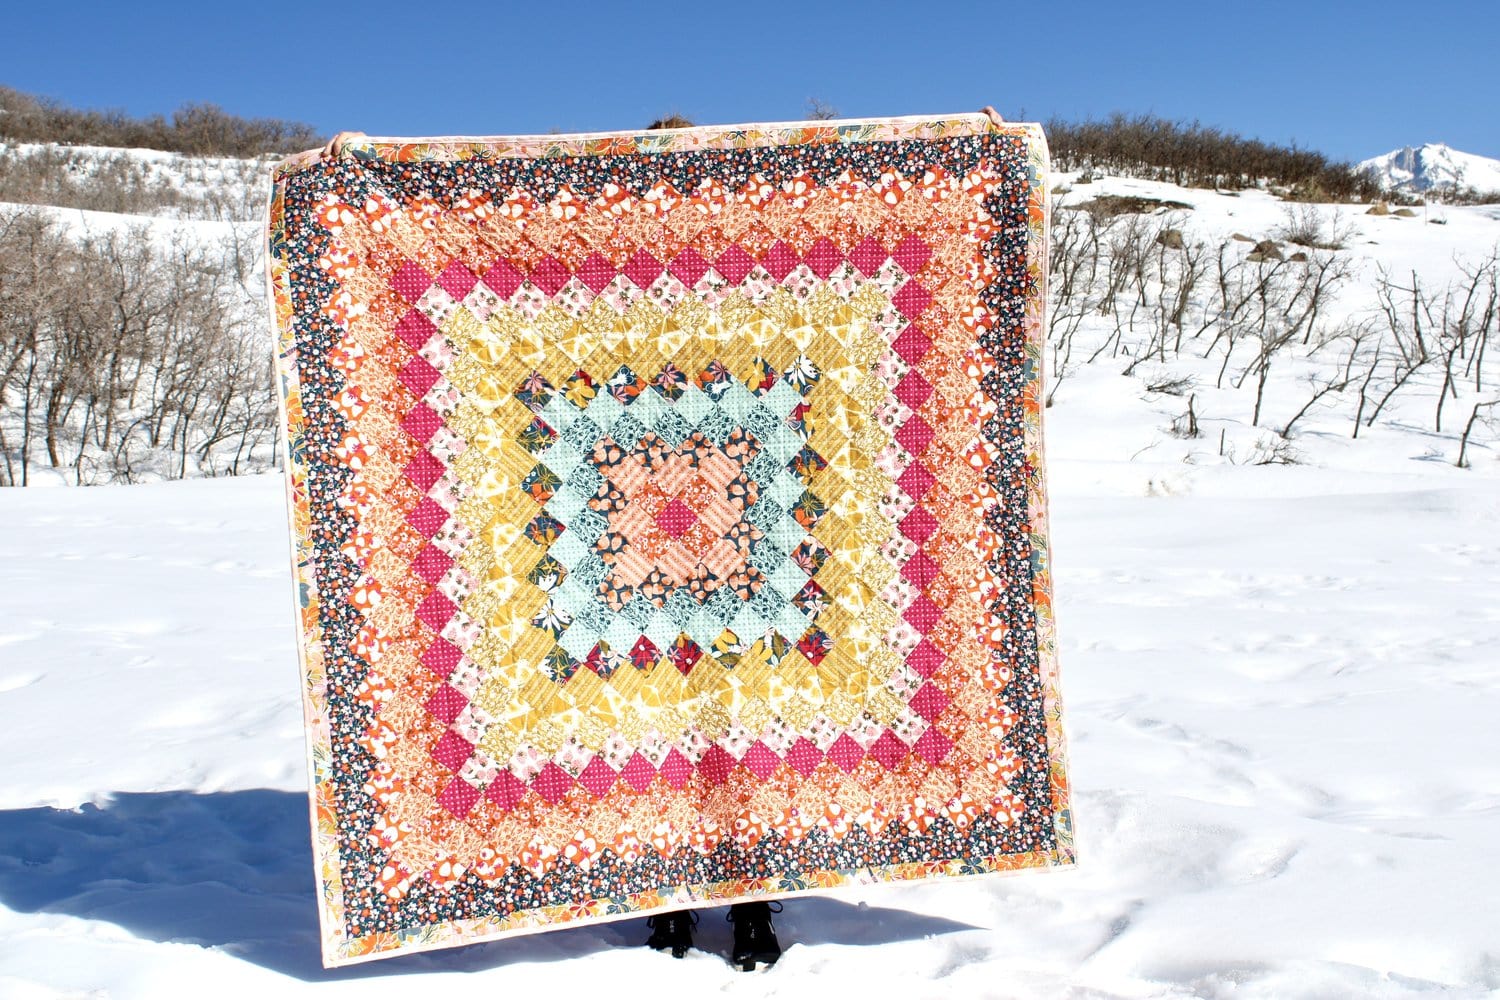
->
xmin=0 ymin=85 xmax=321 ymax=156
xmin=0 ymin=207 xmax=274 ymax=484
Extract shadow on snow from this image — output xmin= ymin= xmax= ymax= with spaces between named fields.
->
xmin=0 ymin=790 xmax=977 ymax=981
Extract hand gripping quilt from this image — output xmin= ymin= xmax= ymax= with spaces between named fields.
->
xmin=265 ymin=114 xmax=1073 ymax=966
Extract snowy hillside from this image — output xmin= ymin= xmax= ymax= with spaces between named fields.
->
xmin=2 ymin=142 xmax=1500 ymax=997
xmin=1358 ymin=142 xmax=1500 ymax=197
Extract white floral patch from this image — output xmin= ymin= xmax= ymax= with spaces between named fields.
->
xmin=739 ymin=265 xmax=777 ymax=303
xmin=418 ymin=331 xmax=456 ymax=372
xmin=826 ymin=261 xmax=861 ymax=299
xmin=416 ymin=284 xmax=459 ymax=327
xmin=451 ymin=702 xmax=491 ymax=745
xmin=507 ymin=743 xmax=549 ymax=782
xmin=676 ymin=726 xmax=711 ymax=763
xmin=461 ymin=282 xmax=502 ymax=322
xmin=645 ymin=271 xmax=688 ymax=311
xmin=889 ymin=706 xmax=931 ymax=744
xmin=880 ymin=574 xmax=920 ymax=614
xmin=509 ymin=281 xmax=549 ymax=320
xmin=426 ymin=425 xmax=467 ymax=465
xmin=431 ymin=519 xmax=476 ymax=559
xmin=422 ymin=379 xmax=462 ymax=419
xmin=458 ymin=750 xmax=503 ymax=788
xmin=554 ymin=737 xmax=594 ymax=777
xmin=720 ymin=722 xmax=757 ymax=758
xmin=759 ymin=715 xmax=797 ymax=753
xmin=447 ymin=656 xmax=484 ymax=698
xmin=599 ymin=273 xmax=643 ymax=313
xmin=692 ymin=269 xmax=731 ymax=308
xmin=872 ymin=258 xmax=909 ymax=297
xmin=844 ymin=712 xmax=884 ymax=749
xmin=807 ymin=713 xmax=841 ymax=750
xmin=552 ymin=276 xmax=596 ymax=318
xmin=782 ymin=262 xmax=819 ymax=302
xmin=599 ymin=733 xmax=634 ymax=770
xmin=878 ymin=485 xmax=916 ymax=523
xmin=437 ymin=564 xmax=477 ymax=607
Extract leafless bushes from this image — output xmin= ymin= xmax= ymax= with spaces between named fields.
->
xmin=1047 ymin=113 xmax=1383 ymax=201
xmin=1042 ymin=203 xmax=1500 ymax=465
xmin=0 ymin=144 xmax=271 ymax=220
xmin=0 ymin=209 xmax=276 ymax=484
xmin=0 ymin=86 xmax=321 ymax=157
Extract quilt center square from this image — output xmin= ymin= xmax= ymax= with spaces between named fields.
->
xmin=520 ymin=362 xmax=828 ymax=680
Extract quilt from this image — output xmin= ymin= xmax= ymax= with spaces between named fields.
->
xmin=266 ymin=114 xmax=1073 ymax=967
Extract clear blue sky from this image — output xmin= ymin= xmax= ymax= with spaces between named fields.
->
xmin=3 ymin=0 xmax=1495 ymax=162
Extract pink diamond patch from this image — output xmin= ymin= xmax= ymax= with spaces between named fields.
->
xmin=405 ymin=452 xmax=445 ymax=492
xmin=848 ymin=236 xmax=887 ymax=276
xmin=623 ymin=250 xmax=664 ymax=288
xmin=576 ymin=252 xmax=616 ymax=294
xmin=785 ymin=738 xmax=824 ymax=776
xmin=406 ymin=496 xmax=449 ymax=538
xmin=869 ymin=730 xmax=909 ymax=770
xmin=893 ymin=370 xmax=933 ymax=409
xmin=741 ymin=742 xmax=782 ymax=781
xmin=658 ymin=748 xmax=693 ymax=790
xmin=906 ymin=638 xmax=945 ymax=678
xmin=411 ymin=544 xmax=453 ymax=584
xmin=394 ymin=310 xmax=438 ymax=351
xmin=892 ymin=280 xmax=933 ymax=319
xmin=481 ymin=259 xmax=525 ymax=298
xmin=913 ymin=726 xmax=954 ymax=765
xmin=900 ymin=506 xmax=938 ymax=543
xmin=398 ymin=357 xmax=441 ymax=397
xmin=891 ymin=323 xmax=932 ymax=364
xmin=715 ymin=245 xmax=755 ymax=285
xmin=697 ymin=745 xmax=735 ymax=786
xmin=401 ymin=403 xmax=443 ymax=444
xmin=486 ymin=769 xmax=527 ymax=810
xmin=761 ymin=241 xmax=798 ymax=281
xmin=436 ymin=777 xmax=480 ymax=817
xmin=897 ymin=462 xmax=936 ymax=500
xmin=430 ymin=730 xmax=474 ymax=772
xmin=909 ymin=682 xmax=951 ymax=721
xmin=620 ymin=752 xmax=657 ymax=793
xmin=668 ymin=248 xmax=712 ymax=286
xmin=415 ymin=591 xmax=457 ymax=631
xmin=436 ymin=261 xmax=478 ymax=299
xmin=903 ymin=594 xmax=943 ymax=634
xmin=826 ymin=734 xmax=865 ymax=773
xmin=422 ymin=638 xmax=462 ymax=677
xmin=895 ymin=415 xmax=935 ymax=456
xmin=901 ymin=550 xmax=941 ymax=589
xmin=576 ymin=756 xmax=618 ymax=798
xmin=390 ymin=260 xmax=433 ymax=302
xmin=531 ymin=761 xmax=574 ymax=804
xmin=803 ymin=237 xmax=843 ymax=279
xmin=892 ymin=235 xmax=932 ymax=273
xmin=425 ymin=684 xmax=468 ymax=725
xmin=655 ymin=496 xmax=698 ymax=538
xmin=530 ymin=256 xmax=569 ymax=296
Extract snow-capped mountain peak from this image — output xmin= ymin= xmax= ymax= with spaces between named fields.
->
xmin=1359 ymin=142 xmax=1500 ymax=196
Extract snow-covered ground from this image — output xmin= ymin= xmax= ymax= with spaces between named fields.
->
xmin=2 ymin=449 xmax=1496 ymax=998
xmin=1 ymin=147 xmax=1499 ymax=997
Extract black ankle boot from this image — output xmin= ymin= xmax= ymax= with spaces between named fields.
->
xmin=727 ymin=901 xmax=783 ymax=970
xmin=644 ymin=909 xmax=696 ymax=958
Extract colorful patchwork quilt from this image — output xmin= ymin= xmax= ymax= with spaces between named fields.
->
xmin=266 ymin=114 xmax=1073 ymax=967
